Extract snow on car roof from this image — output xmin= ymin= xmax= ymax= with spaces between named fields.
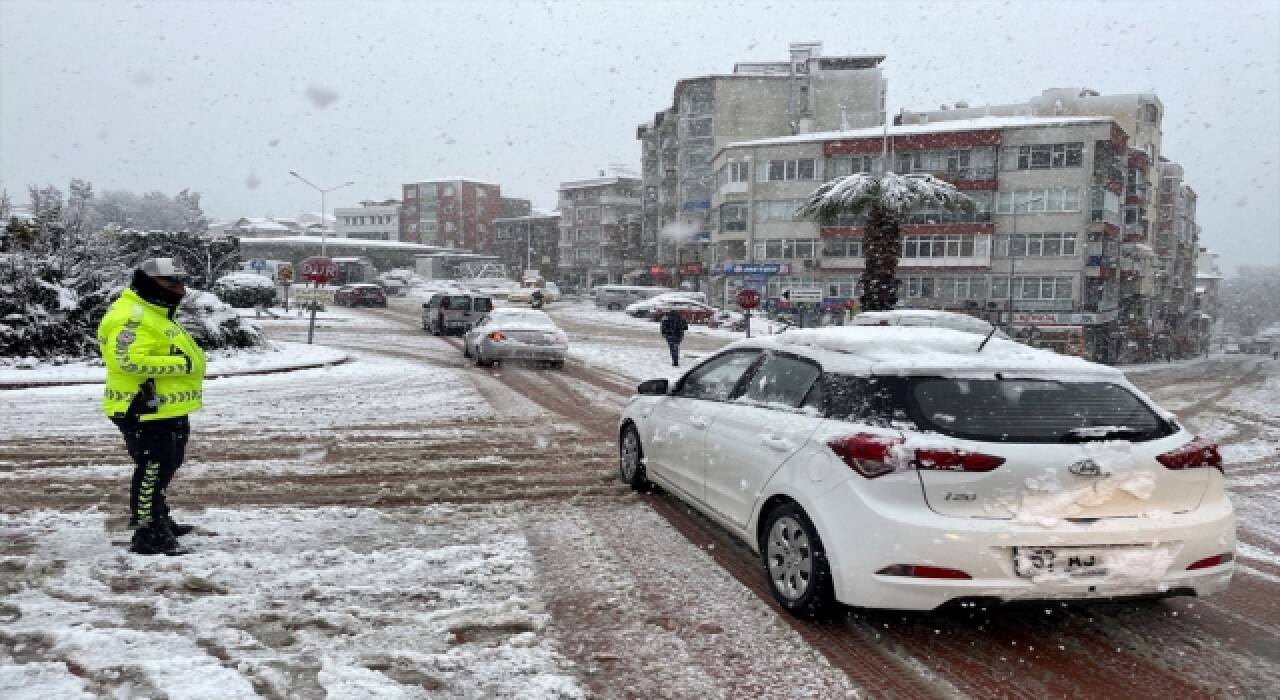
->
xmin=732 ymin=326 xmax=1122 ymax=380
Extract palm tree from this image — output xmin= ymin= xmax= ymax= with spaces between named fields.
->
xmin=798 ymin=173 xmax=973 ymax=312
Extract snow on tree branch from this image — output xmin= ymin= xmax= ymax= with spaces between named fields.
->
xmin=796 ymin=172 xmax=974 ymax=224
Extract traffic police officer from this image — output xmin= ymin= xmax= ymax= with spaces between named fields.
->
xmin=98 ymin=258 xmax=207 ymax=555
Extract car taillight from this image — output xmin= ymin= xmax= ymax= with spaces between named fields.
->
xmin=913 ymin=448 xmax=1005 ymax=473
xmin=488 ymin=331 xmax=505 ymax=341
xmin=827 ymin=433 xmax=903 ymax=479
xmin=876 ymin=564 xmax=972 ymax=580
xmin=1186 ymin=553 xmax=1234 ymax=570
xmin=1156 ymin=437 xmax=1223 ymax=472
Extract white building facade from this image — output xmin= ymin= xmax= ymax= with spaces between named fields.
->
xmin=335 ymin=200 xmax=400 ymax=241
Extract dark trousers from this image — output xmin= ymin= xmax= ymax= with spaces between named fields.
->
xmin=665 ymin=337 xmax=682 ymax=366
xmin=111 ymin=415 xmax=189 ymax=526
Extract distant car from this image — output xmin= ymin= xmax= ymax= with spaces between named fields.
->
xmin=463 ymin=308 xmax=568 ymax=368
xmin=710 ymin=308 xmax=747 ymax=331
xmin=543 ymin=282 xmax=562 ymax=302
xmin=626 ymin=292 xmax=709 ymax=318
xmin=852 ymin=310 xmax=1008 ymax=338
xmin=647 ymin=298 xmax=716 ymax=325
xmin=618 ymin=326 xmax=1234 ymax=617
xmin=333 ymin=284 xmax=387 ymax=308
xmin=422 ymin=293 xmax=494 ymax=335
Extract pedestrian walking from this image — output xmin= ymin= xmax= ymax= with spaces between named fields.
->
xmin=659 ymin=309 xmax=688 ymax=367
xmin=97 ymin=258 xmax=207 ymax=556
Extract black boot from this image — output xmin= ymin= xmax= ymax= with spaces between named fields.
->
xmin=129 ymin=521 xmax=190 ymax=556
xmin=164 ymin=515 xmax=195 ymax=537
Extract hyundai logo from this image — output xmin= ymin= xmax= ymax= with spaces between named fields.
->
xmin=1068 ymin=459 xmax=1110 ymax=477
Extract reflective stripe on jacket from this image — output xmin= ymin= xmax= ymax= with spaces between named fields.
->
xmin=97 ymin=288 xmax=207 ymax=420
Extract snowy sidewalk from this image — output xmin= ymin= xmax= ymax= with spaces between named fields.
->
xmin=0 ymin=342 xmax=350 ymax=389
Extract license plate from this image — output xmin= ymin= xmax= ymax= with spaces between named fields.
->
xmin=1014 ymin=547 xmax=1110 ymax=578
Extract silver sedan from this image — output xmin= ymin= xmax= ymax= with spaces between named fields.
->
xmin=463 ymin=309 xmax=569 ymax=368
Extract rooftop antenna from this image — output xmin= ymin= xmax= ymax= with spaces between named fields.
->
xmin=839 ymin=103 xmax=851 ymax=131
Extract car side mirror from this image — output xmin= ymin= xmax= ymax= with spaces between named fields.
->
xmin=637 ymin=378 xmax=669 ymax=396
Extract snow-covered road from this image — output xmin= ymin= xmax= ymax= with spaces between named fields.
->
xmin=2 ymin=300 xmax=1278 ymax=698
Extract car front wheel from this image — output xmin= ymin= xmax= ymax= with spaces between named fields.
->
xmin=618 ymin=424 xmax=649 ymax=491
xmin=761 ymin=503 xmax=835 ymax=619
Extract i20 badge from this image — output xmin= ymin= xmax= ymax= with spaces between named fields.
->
xmin=1068 ymin=459 xmax=1110 ymax=477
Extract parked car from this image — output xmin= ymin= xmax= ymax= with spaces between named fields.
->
xmin=617 ymin=326 xmax=1233 ymax=617
xmin=595 ymin=285 xmax=673 ymax=311
xmin=709 ymin=308 xmax=747 ymax=331
xmin=422 ymin=293 xmax=494 ymax=335
xmin=333 ymin=283 xmax=388 ymax=308
xmin=463 ymin=308 xmax=568 ymax=368
xmin=625 ymin=291 xmax=709 ymax=318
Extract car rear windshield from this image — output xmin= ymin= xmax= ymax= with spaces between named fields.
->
xmin=444 ymin=296 xmax=472 ymax=310
xmin=824 ymin=375 xmax=1172 ymax=443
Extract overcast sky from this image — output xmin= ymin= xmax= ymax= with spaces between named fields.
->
xmin=1 ymin=0 xmax=1277 ymax=272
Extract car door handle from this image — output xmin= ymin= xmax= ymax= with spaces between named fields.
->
xmin=689 ymin=416 xmax=709 ymax=429
xmin=761 ymin=436 xmax=792 ymax=451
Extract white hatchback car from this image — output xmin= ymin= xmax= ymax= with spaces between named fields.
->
xmin=617 ymin=326 xmax=1234 ymax=616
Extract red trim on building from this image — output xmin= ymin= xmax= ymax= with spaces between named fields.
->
xmin=824 ymin=130 xmax=1002 ymax=157
xmin=1128 ymin=150 xmax=1151 ymax=169
xmin=1103 ymin=223 xmax=1120 ymax=237
xmin=1111 ymin=125 xmax=1129 ymax=150
xmin=1106 ymin=180 xmax=1124 ymax=196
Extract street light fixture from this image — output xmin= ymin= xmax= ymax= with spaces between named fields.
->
xmin=1007 ymin=195 xmax=1046 ymax=331
xmin=288 ymin=170 xmax=354 ymax=258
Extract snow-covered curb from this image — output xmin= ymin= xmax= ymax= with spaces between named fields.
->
xmin=0 ymin=342 xmax=350 ymax=389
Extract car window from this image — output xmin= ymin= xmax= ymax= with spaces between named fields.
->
xmin=740 ymin=353 xmax=822 ymax=409
xmin=474 ymin=298 xmax=494 ymax=312
xmin=445 ymin=296 xmax=472 ymax=310
xmin=910 ymin=379 xmax=1172 ymax=443
xmin=674 ymin=350 xmax=761 ymax=401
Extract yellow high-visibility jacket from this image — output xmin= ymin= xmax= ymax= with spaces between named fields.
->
xmin=97 ymin=288 xmax=207 ymax=420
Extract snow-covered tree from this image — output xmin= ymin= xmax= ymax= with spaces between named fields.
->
xmin=798 ymin=173 xmax=972 ymax=311
xmin=116 ymin=229 xmax=241 ymax=289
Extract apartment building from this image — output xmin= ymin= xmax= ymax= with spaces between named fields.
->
xmin=556 ymin=176 xmax=642 ymax=288
xmin=398 ymin=178 xmax=502 ymax=251
xmin=493 ymin=213 xmax=561 ymax=281
xmin=637 ymin=41 xmax=887 ymax=289
xmin=500 ymin=197 xmax=532 ymax=218
xmin=710 ymin=115 xmax=1133 ymax=361
xmin=896 ymin=88 xmax=1201 ymax=360
xmin=1154 ymin=160 xmax=1203 ymax=357
xmin=334 ymin=200 xmax=400 ymax=241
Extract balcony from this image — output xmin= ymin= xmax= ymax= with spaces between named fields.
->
xmin=718 ymin=181 xmax=748 ymax=196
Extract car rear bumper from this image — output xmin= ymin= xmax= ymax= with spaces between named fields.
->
xmin=812 ymin=480 xmax=1236 ymax=611
xmin=480 ymin=341 xmax=567 ymax=362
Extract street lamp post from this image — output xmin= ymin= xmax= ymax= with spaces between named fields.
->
xmin=289 ymin=171 xmax=354 ymax=258
xmin=1006 ymin=195 xmax=1045 ymax=331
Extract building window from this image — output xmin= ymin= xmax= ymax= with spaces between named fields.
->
xmin=1011 ymin=143 xmax=1084 ymax=170
xmin=575 ymin=228 xmax=599 ymax=242
xmin=822 ymin=239 xmax=863 ymax=257
xmin=1013 ymin=276 xmax=1074 ymax=300
xmin=720 ymin=204 xmax=748 ymax=232
xmin=719 ymin=161 xmax=750 ymax=185
xmin=902 ymin=191 xmax=993 ymax=225
xmin=750 ymin=237 xmax=820 ymax=260
xmin=686 ymin=117 xmax=713 ymax=138
xmin=998 ymin=232 xmax=1079 ymax=257
xmin=1143 ymin=104 xmax=1160 ymax=124
xmin=439 ymin=184 xmax=455 ymax=197
xmin=894 ymin=148 xmax=996 ymax=178
xmin=902 ymin=235 xmax=981 ymax=259
xmin=685 ymin=95 xmax=714 ymax=114
xmin=753 ymin=200 xmax=805 ymax=222
xmin=761 ymin=159 xmax=817 ymax=182
xmin=576 ymin=206 xmax=600 ymax=223
xmin=827 ymin=155 xmax=879 ymax=179
xmin=996 ymin=188 xmax=1082 ymax=213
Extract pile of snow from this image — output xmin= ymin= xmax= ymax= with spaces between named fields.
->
xmin=214 ymin=272 xmax=275 ymax=290
xmin=179 ymin=290 xmax=264 ymax=350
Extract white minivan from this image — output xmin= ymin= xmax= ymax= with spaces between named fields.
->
xmin=594 ymin=285 xmax=672 ymax=311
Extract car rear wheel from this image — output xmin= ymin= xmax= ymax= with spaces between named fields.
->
xmin=607 ymin=303 xmax=621 ymax=311
xmin=618 ymin=424 xmax=649 ymax=491
xmin=474 ymin=350 xmax=492 ymax=367
xmin=462 ymin=342 xmax=472 ymax=358
xmin=761 ymin=503 xmax=835 ymax=619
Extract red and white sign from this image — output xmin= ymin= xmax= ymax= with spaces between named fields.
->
xmin=736 ymin=288 xmax=761 ymax=310
xmin=301 ymin=256 xmax=337 ymax=284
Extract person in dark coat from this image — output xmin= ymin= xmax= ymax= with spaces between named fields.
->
xmin=659 ymin=309 xmax=688 ymax=367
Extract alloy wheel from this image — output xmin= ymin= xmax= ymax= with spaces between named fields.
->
xmin=766 ymin=516 xmax=813 ymax=601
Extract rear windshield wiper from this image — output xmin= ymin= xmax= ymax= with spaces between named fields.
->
xmin=1060 ymin=426 xmax=1148 ymax=443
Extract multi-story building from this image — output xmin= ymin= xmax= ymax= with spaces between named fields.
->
xmin=500 ymin=197 xmax=532 ymax=219
xmin=638 ymin=41 xmax=887 ymax=289
xmin=334 ymin=200 xmax=400 ymax=241
xmin=1154 ymin=160 xmax=1202 ymax=358
xmin=1194 ymin=247 xmax=1224 ymax=354
xmin=711 ymin=115 xmax=1133 ymax=361
xmin=556 ymin=176 xmax=642 ymax=288
xmin=398 ymin=178 xmax=502 ymax=251
xmin=895 ymin=88 xmax=1197 ymax=360
xmin=493 ymin=213 xmax=561 ymax=281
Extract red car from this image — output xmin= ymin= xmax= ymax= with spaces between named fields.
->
xmin=333 ymin=284 xmax=388 ymax=308
xmin=649 ymin=299 xmax=714 ymax=324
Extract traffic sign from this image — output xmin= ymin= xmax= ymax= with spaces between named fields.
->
xmin=736 ymin=288 xmax=761 ymax=310
xmin=301 ymin=256 xmax=337 ymax=283
xmin=292 ymin=288 xmax=335 ymax=304
xmin=249 ymin=258 xmax=267 ymax=271
xmin=277 ymin=265 xmax=294 ymax=283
